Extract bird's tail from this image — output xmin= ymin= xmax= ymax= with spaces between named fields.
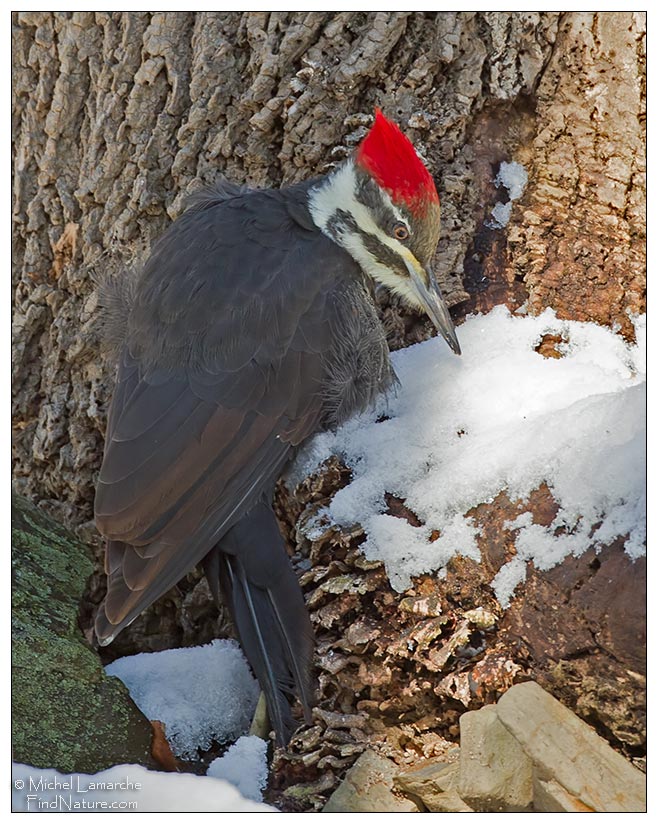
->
xmin=204 ymin=503 xmax=315 ymax=747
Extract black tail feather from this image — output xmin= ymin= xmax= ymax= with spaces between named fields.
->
xmin=266 ymin=589 xmax=314 ymax=723
xmin=209 ymin=503 xmax=315 ymax=746
xmin=221 ymin=554 xmax=295 ymax=742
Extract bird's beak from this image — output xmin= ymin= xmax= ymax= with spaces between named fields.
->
xmin=405 ymin=259 xmax=461 ymax=355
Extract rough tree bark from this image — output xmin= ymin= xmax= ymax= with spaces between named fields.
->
xmin=12 ymin=10 xmax=645 ymax=808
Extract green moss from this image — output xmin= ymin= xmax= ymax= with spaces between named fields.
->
xmin=11 ymin=494 xmax=155 ymax=773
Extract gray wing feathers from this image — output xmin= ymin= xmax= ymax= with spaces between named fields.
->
xmin=94 ymin=186 xmax=361 ymax=642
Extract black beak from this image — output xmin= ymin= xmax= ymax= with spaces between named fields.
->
xmin=406 ymin=261 xmax=461 ymax=355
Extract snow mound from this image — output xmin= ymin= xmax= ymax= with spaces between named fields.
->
xmin=291 ymin=307 xmax=646 ymax=607
xmin=207 ymin=736 xmax=269 ymax=802
xmin=105 ymin=639 xmax=259 ymax=759
xmin=12 ymin=763 xmax=274 ymax=812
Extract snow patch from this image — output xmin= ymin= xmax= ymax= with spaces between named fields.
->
xmin=12 ymin=763 xmax=274 ymax=812
xmin=488 ymin=160 xmax=528 ymax=228
xmin=490 ymin=200 xmax=513 ymax=228
xmin=105 ymin=639 xmax=259 ymax=759
xmin=496 ymin=160 xmax=528 ymax=200
xmin=207 ymin=736 xmax=269 ymax=802
xmin=292 ymin=308 xmax=646 ymax=606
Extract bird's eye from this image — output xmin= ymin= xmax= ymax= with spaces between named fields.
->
xmin=393 ymin=222 xmax=410 ymax=241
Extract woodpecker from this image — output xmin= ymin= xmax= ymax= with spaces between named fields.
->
xmin=94 ymin=110 xmax=460 ymax=746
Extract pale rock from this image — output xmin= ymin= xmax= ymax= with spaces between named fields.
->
xmin=395 ymin=758 xmax=473 ymax=812
xmin=323 ymin=750 xmax=420 ymax=812
xmin=425 ymin=791 xmax=474 ymax=812
xmin=496 ymin=681 xmax=646 ymax=812
xmin=533 ymin=776 xmax=595 ymax=812
xmin=394 ymin=755 xmax=459 ymax=796
xmin=458 ymin=704 xmax=533 ymax=811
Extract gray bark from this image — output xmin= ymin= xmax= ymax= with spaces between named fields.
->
xmin=13 ymin=12 xmax=645 ymax=522
xmin=12 ymin=10 xmax=572 ymax=521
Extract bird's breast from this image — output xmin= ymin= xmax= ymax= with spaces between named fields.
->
xmin=321 ymin=281 xmax=396 ymax=428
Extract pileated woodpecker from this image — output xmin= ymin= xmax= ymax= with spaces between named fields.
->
xmin=95 ymin=110 xmax=460 ymax=746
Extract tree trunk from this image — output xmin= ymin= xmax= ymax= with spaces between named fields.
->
xmin=12 ymin=9 xmax=645 ymax=516
xmin=12 ymin=10 xmax=646 ymax=805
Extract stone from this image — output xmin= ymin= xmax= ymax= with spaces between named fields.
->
xmin=12 ymin=494 xmax=154 ymax=773
xmin=395 ymin=759 xmax=473 ymax=812
xmin=425 ymin=791 xmax=474 ymax=813
xmin=533 ymin=777 xmax=595 ymax=812
xmin=496 ymin=681 xmax=646 ymax=812
xmin=323 ymin=750 xmax=420 ymax=812
xmin=458 ymin=704 xmax=533 ymax=811
xmin=395 ymin=756 xmax=460 ymax=796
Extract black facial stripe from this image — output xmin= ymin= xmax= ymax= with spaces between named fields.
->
xmin=327 ymin=208 xmax=359 ymax=240
xmin=326 ymin=201 xmax=409 ymax=278
xmin=359 ymin=230 xmax=409 ymax=277
xmin=328 ymin=206 xmax=409 ymax=276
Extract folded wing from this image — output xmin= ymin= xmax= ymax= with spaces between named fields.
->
xmin=94 ymin=186 xmax=359 ymax=642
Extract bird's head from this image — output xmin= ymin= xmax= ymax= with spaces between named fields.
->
xmin=308 ymin=109 xmax=460 ymax=354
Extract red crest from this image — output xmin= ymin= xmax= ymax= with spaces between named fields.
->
xmin=356 ymin=109 xmax=439 ymax=215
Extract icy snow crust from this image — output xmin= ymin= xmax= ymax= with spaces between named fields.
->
xmin=292 ymin=308 xmax=646 ymax=607
xmin=105 ymin=639 xmax=259 ymax=759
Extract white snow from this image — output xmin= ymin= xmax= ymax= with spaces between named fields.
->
xmin=105 ymin=639 xmax=260 ymax=759
xmin=11 ymin=763 xmax=274 ymax=812
xmin=490 ymin=200 xmax=513 ymax=228
xmin=291 ymin=307 xmax=646 ymax=607
xmin=496 ymin=160 xmax=528 ymax=201
xmin=207 ymin=736 xmax=269 ymax=802
xmin=488 ymin=160 xmax=528 ymax=228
